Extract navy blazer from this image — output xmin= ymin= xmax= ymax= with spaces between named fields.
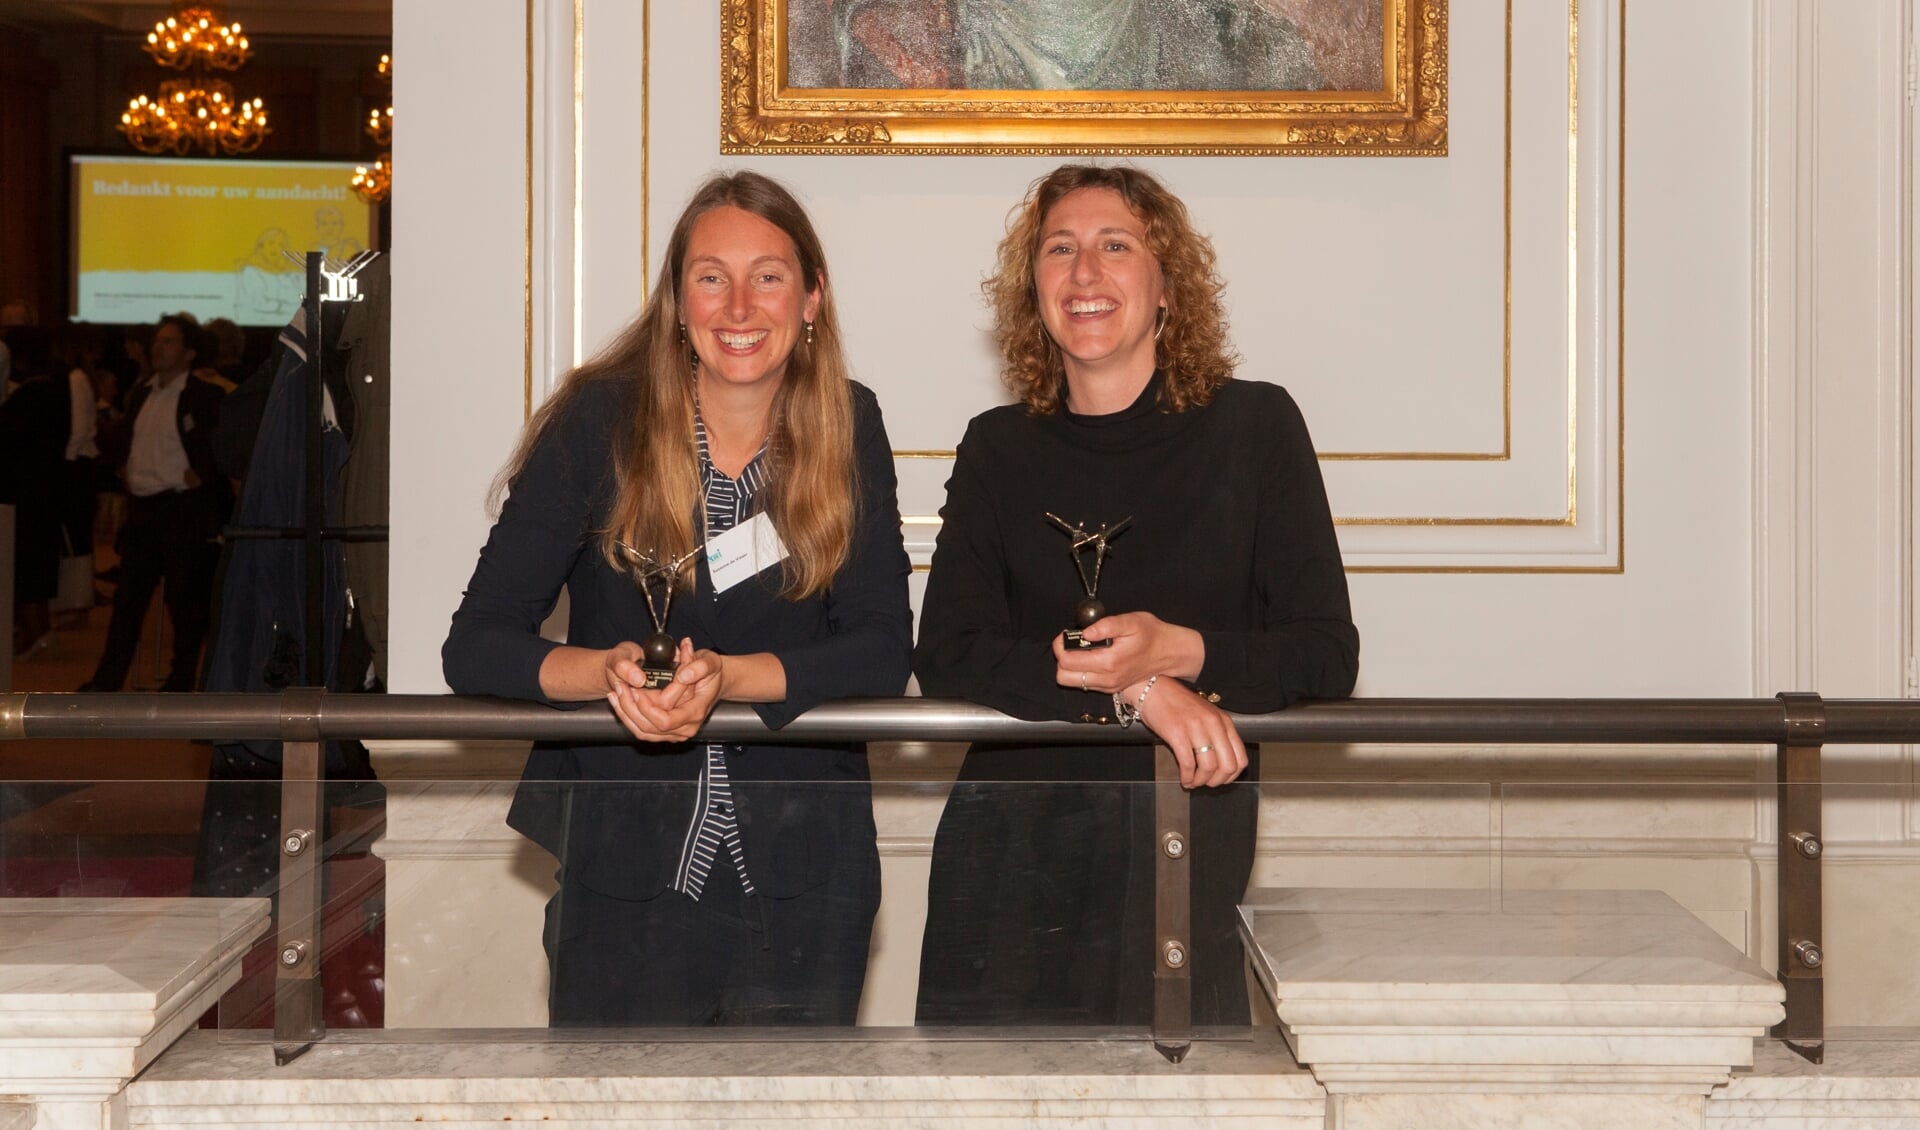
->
xmin=444 ymin=376 xmax=913 ymax=899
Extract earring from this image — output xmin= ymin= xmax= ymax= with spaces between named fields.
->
xmin=1153 ymin=307 xmax=1168 ymax=341
xmin=804 ymin=321 xmax=815 ymax=347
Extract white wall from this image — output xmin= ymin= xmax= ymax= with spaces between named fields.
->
xmin=387 ymin=0 xmax=1920 ymax=1026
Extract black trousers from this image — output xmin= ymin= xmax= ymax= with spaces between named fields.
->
xmin=916 ymin=745 xmax=1259 ymax=1027
xmin=90 ymin=488 xmax=221 ymax=690
xmin=544 ymin=849 xmax=879 ymax=1028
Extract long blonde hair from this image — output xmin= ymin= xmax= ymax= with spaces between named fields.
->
xmin=497 ymin=171 xmax=855 ymax=599
xmin=986 ymin=164 xmax=1238 ymax=415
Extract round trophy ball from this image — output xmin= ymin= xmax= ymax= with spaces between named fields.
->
xmin=1073 ymin=597 xmax=1106 ymax=629
xmin=641 ymin=632 xmax=677 ymax=668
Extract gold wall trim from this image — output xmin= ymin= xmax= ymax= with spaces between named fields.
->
xmin=572 ymin=0 xmax=585 ymax=367
xmin=1564 ymin=0 xmax=1580 ymax=522
xmin=641 ymin=0 xmax=651 ymax=304
xmin=1321 ymin=0 xmax=1584 ymax=529
xmin=1321 ymin=0 xmax=1512 ymax=462
xmin=892 ymin=0 xmax=1516 ymax=467
xmin=523 ymin=0 xmax=535 ymax=420
xmin=899 ymin=0 xmax=1625 ymax=569
xmin=1346 ymin=0 xmax=1624 ymax=573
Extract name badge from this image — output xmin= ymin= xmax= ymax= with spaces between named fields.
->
xmin=706 ymin=512 xmax=788 ymax=595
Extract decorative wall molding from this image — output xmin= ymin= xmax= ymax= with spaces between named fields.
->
xmin=1751 ymin=0 xmax=1915 ymax=848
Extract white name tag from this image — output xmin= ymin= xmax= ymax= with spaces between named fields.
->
xmin=706 ymin=512 xmax=789 ymax=595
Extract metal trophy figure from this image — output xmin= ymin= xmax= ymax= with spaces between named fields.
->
xmin=1045 ymin=513 xmax=1131 ymax=650
xmin=618 ymin=544 xmax=704 ymax=688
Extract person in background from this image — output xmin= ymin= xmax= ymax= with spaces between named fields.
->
xmin=50 ymin=326 xmax=103 ymax=620
xmin=0 ymin=326 xmax=67 ymax=657
xmin=0 ymin=298 xmax=34 ymax=409
xmin=79 ymin=314 xmax=234 ymax=692
xmin=204 ymin=318 xmax=249 ymax=385
xmin=110 ymin=325 xmax=154 ymax=417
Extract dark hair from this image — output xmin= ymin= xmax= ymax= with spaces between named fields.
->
xmin=986 ymin=164 xmax=1237 ymax=415
xmin=1 ymin=325 xmax=52 ymax=381
xmin=156 ymin=313 xmax=212 ymax=366
xmin=50 ymin=323 xmax=103 ymax=370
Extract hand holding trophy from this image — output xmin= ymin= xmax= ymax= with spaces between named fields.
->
xmin=617 ymin=543 xmax=704 ymax=688
xmin=1044 ymin=513 xmax=1131 ymax=650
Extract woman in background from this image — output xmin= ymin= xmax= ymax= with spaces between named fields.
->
xmin=0 ymin=328 xmax=68 ymax=656
xmin=445 ymin=171 xmax=912 ymax=1026
xmin=914 ymin=164 xmax=1358 ymax=1026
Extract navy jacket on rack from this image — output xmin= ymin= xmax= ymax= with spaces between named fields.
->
xmin=201 ymin=316 xmax=352 ymax=762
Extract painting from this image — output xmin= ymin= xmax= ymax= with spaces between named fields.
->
xmin=720 ymin=0 xmax=1446 ymax=156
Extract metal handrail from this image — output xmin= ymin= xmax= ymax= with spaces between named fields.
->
xmin=8 ymin=691 xmax=1920 ymax=744
xmin=1 ymin=689 xmax=1894 ymax=1068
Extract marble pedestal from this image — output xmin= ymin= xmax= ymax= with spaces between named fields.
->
xmin=0 ymin=898 xmax=271 ymax=1130
xmin=1239 ymin=887 xmax=1786 ymax=1129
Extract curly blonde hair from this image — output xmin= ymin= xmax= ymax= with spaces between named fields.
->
xmin=986 ymin=164 xmax=1237 ymax=415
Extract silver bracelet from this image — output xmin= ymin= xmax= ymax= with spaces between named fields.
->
xmin=1112 ymin=674 xmax=1160 ymax=729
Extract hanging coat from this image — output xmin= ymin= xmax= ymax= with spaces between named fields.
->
xmin=201 ymin=312 xmax=352 ymax=763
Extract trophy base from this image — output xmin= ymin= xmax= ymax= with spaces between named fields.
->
xmin=1062 ymin=628 xmax=1111 ymax=650
xmin=640 ymin=666 xmax=677 ymax=690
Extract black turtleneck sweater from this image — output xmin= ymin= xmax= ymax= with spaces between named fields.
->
xmin=912 ymin=374 xmax=1358 ymax=1027
xmin=914 ymin=374 xmax=1358 ymax=735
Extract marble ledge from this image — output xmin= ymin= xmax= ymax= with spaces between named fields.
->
xmin=128 ymin=1028 xmax=1326 ymax=1129
xmin=0 ymin=898 xmax=269 ymax=1097
xmin=1242 ymin=887 xmax=1785 ymax=1004
xmin=0 ymin=898 xmax=269 ymax=1019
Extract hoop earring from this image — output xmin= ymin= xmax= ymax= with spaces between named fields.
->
xmin=1153 ymin=307 xmax=1168 ymax=342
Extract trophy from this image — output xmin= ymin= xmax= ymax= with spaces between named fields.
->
xmin=1045 ymin=513 xmax=1130 ymax=650
xmin=618 ymin=544 xmax=703 ymax=689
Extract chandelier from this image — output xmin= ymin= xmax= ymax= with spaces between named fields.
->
xmin=352 ymin=53 xmax=393 ymax=204
xmin=351 ymin=156 xmax=391 ymax=204
xmin=119 ymin=6 xmax=270 ymax=155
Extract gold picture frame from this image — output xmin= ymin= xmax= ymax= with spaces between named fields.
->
xmin=721 ymin=0 xmax=1446 ymax=156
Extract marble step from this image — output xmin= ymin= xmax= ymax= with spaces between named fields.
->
xmin=1709 ymin=1030 xmax=1920 ymax=1128
xmin=127 ymin=1028 xmax=1326 ymax=1129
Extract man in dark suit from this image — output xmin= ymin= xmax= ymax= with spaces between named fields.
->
xmin=81 ymin=314 xmax=234 ymax=692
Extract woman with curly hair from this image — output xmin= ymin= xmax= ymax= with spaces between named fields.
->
xmin=913 ymin=164 xmax=1358 ymax=1026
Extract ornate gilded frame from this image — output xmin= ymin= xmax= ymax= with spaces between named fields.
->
xmin=720 ymin=0 xmax=1446 ymax=156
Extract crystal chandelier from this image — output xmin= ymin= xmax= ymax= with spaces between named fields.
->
xmin=119 ymin=6 xmax=270 ymax=155
xmin=352 ymin=53 xmax=393 ymax=204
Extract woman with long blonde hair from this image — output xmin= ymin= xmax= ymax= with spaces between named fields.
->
xmin=446 ymin=171 xmax=912 ymax=1026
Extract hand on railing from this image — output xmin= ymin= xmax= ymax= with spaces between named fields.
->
xmin=1135 ymin=679 xmax=1247 ymax=788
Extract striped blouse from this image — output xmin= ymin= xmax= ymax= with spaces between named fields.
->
xmin=670 ymin=407 xmax=769 ymax=901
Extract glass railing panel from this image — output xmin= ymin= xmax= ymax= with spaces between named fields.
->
xmin=4 ymin=729 xmax=1914 ymax=1058
xmin=1496 ymin=772 xmax=1761 ymax=955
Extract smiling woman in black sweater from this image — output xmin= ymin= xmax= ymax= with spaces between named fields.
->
xmin=913 ymin=165 xmax=1359 ymax=1027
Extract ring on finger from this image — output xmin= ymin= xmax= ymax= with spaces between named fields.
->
xmin=1193 ymin=743 xmax=1215 ymax=755
xmin=1081 ymin=672 xmax=1088 ymax=691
